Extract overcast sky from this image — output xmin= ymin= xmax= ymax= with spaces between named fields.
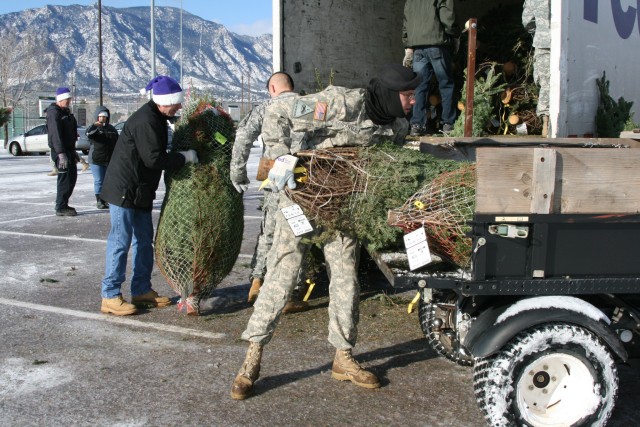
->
xmin=0 ymin=0 xmax=273 ymax=36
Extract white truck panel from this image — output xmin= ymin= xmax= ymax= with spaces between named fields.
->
xmin=552 ymin=0 xmax=640 ymax=137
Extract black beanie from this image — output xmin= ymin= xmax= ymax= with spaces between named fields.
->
xmin=377 ymin=63 xmax=421 ymax=91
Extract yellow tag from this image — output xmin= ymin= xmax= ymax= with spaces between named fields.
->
xmin=303 ymin=279 xmax=316 ymax=301
xmin=414 ymin=200 xmax=425 ymax=210
xmin=294 ymin=165 xmax=308 ymax=183
xmin=214 ymin=132 xmax=227 ymax=145
xmin=259 ymin=178 xmax=270 ymax=190
xmin=407 ymin=291 xmax=421 ymax=314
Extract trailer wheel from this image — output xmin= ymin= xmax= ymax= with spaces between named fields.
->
xmin=418 ymin=290 xmax=473 ymax=366
xmin=473 ymin=323 xmax=618 ymax=427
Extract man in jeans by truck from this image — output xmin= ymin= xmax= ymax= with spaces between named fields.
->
xmin=403 ymin=0 xmax=459 ymax=136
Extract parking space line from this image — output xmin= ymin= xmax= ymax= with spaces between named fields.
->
xmin=0 ymin=230 xmax=254 ymax=258
xmin=0 ymin=297 xmax=226 ymax=340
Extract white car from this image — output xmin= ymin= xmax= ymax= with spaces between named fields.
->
xmin=5 ymin=124 xmax=90 ymax=156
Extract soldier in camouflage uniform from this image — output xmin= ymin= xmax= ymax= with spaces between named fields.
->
xmin=230 ymin=64 xmax=420 ymax=400
xmin=229 ymin=72 xmax=309 ymax=313
xmin=523 ymin=0 xmax=551 ymax=136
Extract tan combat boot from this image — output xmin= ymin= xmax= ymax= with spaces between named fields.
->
xmin=247 ymin=278 xmax=262 ymax=304
xmin=101 ymin=295 xmax=138 ymax=316
xmin=230 ymin=342 xmax=263 ymax=400
xmin=331 ymin=349 xmax=380 ymax=389
xmin=131 ymin=290 xmax=171 ymax=307
xmin=282 ymin=300 xmax=309 ymax=314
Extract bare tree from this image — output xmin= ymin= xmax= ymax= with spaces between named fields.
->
xmin=0 ymin=30 xmax=46 ymax=144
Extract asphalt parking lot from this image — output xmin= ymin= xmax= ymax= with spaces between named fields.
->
xmin=1 ymin=148 xmax=640 ymax=427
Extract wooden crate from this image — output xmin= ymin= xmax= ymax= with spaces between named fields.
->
xmin=476 ymin=147 xmax=640 ymax=214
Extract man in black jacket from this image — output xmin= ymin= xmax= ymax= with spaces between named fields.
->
xmin=86 ymin=106 xmax=118 ymax=209
xmin=99 ymin=76 xmax=198 ymax=316
xmin=46 ymin=87 xmax=79 ymax=216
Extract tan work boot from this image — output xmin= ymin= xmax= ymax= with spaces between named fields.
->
xmin=101 ymin=295 xmax=138 ymax=316
xmin=230 ymin=342 xmax=263 ymax=400
xmin=131 ymin=290 xmax=171 ymax=307
xmin=47 ymin=168 xmax=58 ymax=176
xmin=282 ymin=300 xmax=309 ymax=314
xmin=331 ymin=349 xmax=380 ymax=389
xmin=247 ymin=278 xmax=262 ymax=304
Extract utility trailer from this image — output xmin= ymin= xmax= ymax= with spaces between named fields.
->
xmin=370 ymin=137 xmax=640 ymax=426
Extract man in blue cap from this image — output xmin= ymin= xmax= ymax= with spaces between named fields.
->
xmin=46 ymin=87 xmax=79 ymax=216
xmin=98 ymin=76 xmax=198 ymax=316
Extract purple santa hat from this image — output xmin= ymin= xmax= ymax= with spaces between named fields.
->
xmin=56 ymin=87 xmax=72 ymax=102
xmin=144 ymin=76 xmax=183 ymax=106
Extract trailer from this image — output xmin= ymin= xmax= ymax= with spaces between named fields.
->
xmin=363 ymin=137 xmax=640 ymax=426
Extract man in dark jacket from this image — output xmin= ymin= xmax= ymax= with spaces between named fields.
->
xmin=99 ymin=75 xmax=198 ymax=316
xmin=86 ymin=106 xmax=118 ymax=209
xmin=46 ymin=87 xmax=79 ymax=216
xmin=402 ymin=0 xmax=459 ymax=136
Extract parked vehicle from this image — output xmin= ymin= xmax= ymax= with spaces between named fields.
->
xmin=5 ymin=124 xmax=47 ymax=156
xmin=5 ymin=124 xmax=89 ymax=156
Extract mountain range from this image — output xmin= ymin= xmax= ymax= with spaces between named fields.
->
xmin=0 ymin=4 xmax=273 ymax=102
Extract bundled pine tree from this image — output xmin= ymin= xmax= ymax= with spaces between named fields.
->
xmin=155 ymin=98 xmax=244 ymax=315
xmin=286 ymin=143 xmax=475 ymax=267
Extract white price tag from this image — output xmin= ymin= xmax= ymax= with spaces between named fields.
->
xmin=403 ymin=227 xmax=427 ymax=248
xmin=404 ymin=227 xmax=432 ymax=271
xmin=288 ymin=216 xmax=313 ymax=236
xmin=407 ymin=240 xmax=432 ymax=271
xmin=281 ymin=203 xmax=313 ymax=236
xmin=281 ymin=204 xmax=305 ymax=219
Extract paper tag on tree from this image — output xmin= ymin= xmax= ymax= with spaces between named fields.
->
xmin=403 ymin=227 xmax=432 ymax=271
xmin=281 ymin=204 xmax=313 ymax=236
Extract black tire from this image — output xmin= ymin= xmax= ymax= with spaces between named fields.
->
xmin=473 ymin=323 xmax=618 ymax=426
xmin=81 ymin=149 xmax=89 ymax=155
xmin=418 ymin=290 xmax=473 ymax=366
xmin=9 ymin=142 xmax=22 ymax=156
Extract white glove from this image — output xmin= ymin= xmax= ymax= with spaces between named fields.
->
xmin=268 ymin=169 xmax=296 ymax=193
xmin=403 ymin=48 xmax=414 ymax=69
xmin=179 ymin=150 xmax=199 ymax=164
xmin=57 ymin=153 xmax=68 ymax=170
xmin=232 ymin=178 xmax=249 ymax=193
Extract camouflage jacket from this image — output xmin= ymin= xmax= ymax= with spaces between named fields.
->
xmin=522 ymin=0 xmax=551 ymax=49
xmin=229 ymin=91 xmax=298 ymax=183
xmin=262 ymin=85 xmax=408 ymax=160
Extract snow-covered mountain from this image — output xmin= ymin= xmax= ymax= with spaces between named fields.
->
xmin=0 ymin=4 xmax=272 ymax=101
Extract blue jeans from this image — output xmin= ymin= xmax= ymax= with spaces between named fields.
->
xmin=101 ymin=204 xmax=154 ymax=298
xmin=91 ymin=163 xmax=108 ymax=196
xmin=411 ymin=46 xmax=456 ymax=127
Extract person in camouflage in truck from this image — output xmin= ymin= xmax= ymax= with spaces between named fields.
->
xmin=230 ymin=64 xmax=419 ymax=400
xmin=523 ymin=0 xmax=551 ymax=137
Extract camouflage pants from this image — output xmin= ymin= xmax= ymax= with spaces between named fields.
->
xmin=249 ymin=190 xmax=278 ymax=281
xmin=241 ymin=193 xmax=360 ymax=349
xmin=534 ymin=48 xmax=550 ymax=117
xmin=250 ymin=190 xmax=308 ymax=285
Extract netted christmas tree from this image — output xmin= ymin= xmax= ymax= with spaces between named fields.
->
xmin=285 ymin=143 xmax=475 ymax=268
xmin=155 ymin=98 xmax=243 ymax=315
xmin=387 ymin=164 xmax=476 ymax=268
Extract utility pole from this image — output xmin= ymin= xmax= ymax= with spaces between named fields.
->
xmin=180 ymin=0 xmax=183 ymax=88
xmin=150 ymin=0 xmax=156 ymax=78
xmin=98 ymin=0 xmax=103 ymax=105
